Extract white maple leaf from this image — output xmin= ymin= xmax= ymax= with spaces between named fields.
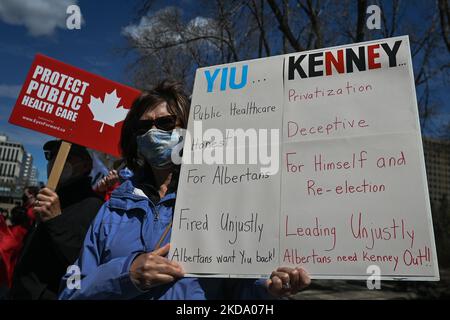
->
xmin=88 ymin=89 xmax=130 ymax=133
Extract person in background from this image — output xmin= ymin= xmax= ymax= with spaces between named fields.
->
xmin=0 ymin=206 xmax=31 ymax=294
xmin=0 ymin=211 xmax=11 ymax=298
xmin=21 ymin=186 xmax=39 ymax=227
xmin=0 ymin=208 xmax=8 ymax=219
xmin=59 ymin=80 xmax=310 ymax=300
xmin=0 ymin=187 xmax=41 ymax=298
xmin=9 ymin=141 xmax=104 ymax=300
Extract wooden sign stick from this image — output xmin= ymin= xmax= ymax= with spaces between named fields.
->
xmin=47 ymin=141 xmax=72 ymax=190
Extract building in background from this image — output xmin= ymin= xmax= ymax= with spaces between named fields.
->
xmin=0 ymin=134 xmax=26 ymax=203
xmin=19 ymin=152 xmax=33 ymax=187
xmin=28 ymin=166 xmax=39 ymax=187
xmin=423 ymin=138 xmax=450 ymax=205
xmin=0 ymin=134 xmax=24 ymax=187
xmin=0 ymin=135 xmax=39 ymax=189
xmin=0 ymin=135 xmax=42 ymax=207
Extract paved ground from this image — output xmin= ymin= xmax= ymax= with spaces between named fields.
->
xmin=293 ymin=268 xmax=450 ymax=300
xmin=293 ymin=280 xmax=420 ymax=300
xmin=1 ymin=269 xmax=448 ymax=300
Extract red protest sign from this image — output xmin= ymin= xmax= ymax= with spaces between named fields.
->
xmin=8 ymin=54 xmax=141 ymax=157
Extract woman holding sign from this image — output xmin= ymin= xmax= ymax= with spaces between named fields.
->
xmin=59 ymin=80 xmax=310 ymax=300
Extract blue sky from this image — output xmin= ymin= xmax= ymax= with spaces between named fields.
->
xmin=0 ymin=0 xmax=194 ymax=182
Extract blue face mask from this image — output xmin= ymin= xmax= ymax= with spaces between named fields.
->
xmin=136 ymin=128 xmax=184 ymax=168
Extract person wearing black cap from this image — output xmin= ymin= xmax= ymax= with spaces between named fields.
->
xmin=9 ymin=140 xmax=104 ymax=300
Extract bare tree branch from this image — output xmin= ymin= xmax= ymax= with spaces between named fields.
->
xmin=438 ymin=0 xmax=450 ymax=52
xmin=356 ymin=0 xmax=367 ymax=42
xmin=298 ymin=0 xmax=324 ymax=48
xmin=267 ymin=0 xmax=305 ymax=51
xmin=246 ymin=0 xmax=272 ymax=57
xmin=124 ymin=0 xmax=449 ymax=133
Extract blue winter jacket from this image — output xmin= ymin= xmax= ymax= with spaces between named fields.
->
xmin=58 ymin=179 xmax=272 ymax=300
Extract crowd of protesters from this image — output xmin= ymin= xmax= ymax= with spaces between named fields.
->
xmin=0 ymin=187 xmax=38 ymax=294
xmin=0 ymin=149 xmax=120 ymax=299
xmin=0 ymin=80 xmax=310 ymax=300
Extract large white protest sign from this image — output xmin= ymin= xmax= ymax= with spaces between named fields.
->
xmin=169 ymin=36 xmax=440 ymax=281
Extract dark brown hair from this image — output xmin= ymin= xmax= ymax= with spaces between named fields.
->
xmin=120 ymin=79 xmax=190 ymax=171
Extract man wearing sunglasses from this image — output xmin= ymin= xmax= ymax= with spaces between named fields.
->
xmin=10 ymin=141 xmax=103 ymax=300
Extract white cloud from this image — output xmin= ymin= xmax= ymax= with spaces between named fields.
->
xmin=122 ymin=7 xmax=181 ymax=43
xmin=187 ymin=16 xmax=212 ymax=30
xmin=0 ymin=0 xmax=78 ymax=36
xmin=122 ymin=15 xmax=153 ymax=40
xmin=122 ymin=7 xmax=219 ymax=51
xmin=0 ymin=84 xmax=21 ymax=99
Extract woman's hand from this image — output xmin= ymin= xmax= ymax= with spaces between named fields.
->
xmin=266 ymin=267 xmax=310 ymax=298
xmin=129 ymin=243 xmax=184 ymax=291
xmin=94 ymin=170 xmax=119 ymax=193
